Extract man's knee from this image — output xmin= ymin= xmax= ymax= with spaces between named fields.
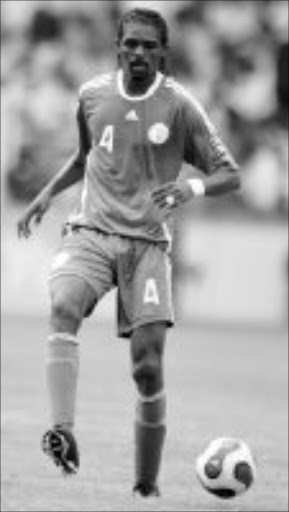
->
xmin=50 ymin=289 xmax=84 ymax=333
xmin=49 ymin=277 xmax=97 ymax=333
xmin=131 ymin=323 xmax=166 ymax=396
xmin=133 ymin=357 xmax=161 ymax=390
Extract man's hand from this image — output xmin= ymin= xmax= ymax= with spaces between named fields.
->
xmin=151 ymin=181 xmax=194 ymax=216
xmin=17 ymin=190 xmax=52 ymax=238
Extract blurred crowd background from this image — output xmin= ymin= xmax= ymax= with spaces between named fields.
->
xmin=1 ymin=0 xmax=288 ymax=328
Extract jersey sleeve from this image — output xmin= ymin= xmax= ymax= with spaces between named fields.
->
xmin=180 ymin=89 xmax=238 ymax=175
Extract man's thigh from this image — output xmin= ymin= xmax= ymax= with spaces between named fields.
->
xmin=48 ymin=227 xmax=115 ymax=305
xmin=117 ymin=242 xmax=174 ymax=338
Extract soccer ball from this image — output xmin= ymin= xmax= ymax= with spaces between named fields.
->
xmin=196 ymin=437 xmax=256 ymax=499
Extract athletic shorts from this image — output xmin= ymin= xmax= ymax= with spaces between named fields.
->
xmin=48 ymin=225 xmax=174 ymax=338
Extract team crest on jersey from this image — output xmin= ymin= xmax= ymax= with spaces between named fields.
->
xmin=148 ymin=123 xmax=169 ymax=144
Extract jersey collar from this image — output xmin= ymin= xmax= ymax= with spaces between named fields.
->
xmin=117 ymin=70 xmax=164 ymax=101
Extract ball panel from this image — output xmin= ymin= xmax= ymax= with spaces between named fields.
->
xmin=234 ymin=461 xmax=254 ymax=488
xmin=210 ymin=488 xmax=236 ymax=499
xmin=204 ymin=458 xmax=222 ymax=478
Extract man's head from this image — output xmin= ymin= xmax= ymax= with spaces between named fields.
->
xmin=116 ymin=8 xmax=169 ymax=86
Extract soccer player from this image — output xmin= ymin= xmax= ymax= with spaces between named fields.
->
xmin=17 ymin=8 xmax=240 ymax=498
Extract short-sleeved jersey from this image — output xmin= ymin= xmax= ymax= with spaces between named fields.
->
xmin=69 ymin=70 xmax=238 ymax=243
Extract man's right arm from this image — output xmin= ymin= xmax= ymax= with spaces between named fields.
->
xmin=49 ymin=101 xmax=91 ymax=197
xmin=17 ymin=102 xmax=91 ymax=238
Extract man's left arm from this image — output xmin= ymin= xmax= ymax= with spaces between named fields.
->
xmin=151 ymin=94 xmax=241 ymax=212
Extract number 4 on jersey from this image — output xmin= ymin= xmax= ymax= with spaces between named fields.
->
xmin=99 ymin=125 xmax=114 ymax=153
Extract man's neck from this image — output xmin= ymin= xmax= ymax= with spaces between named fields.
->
xmin=117 ymin=70 xmax=163 ymax=100
xmin=124 ymin=75 xmax=155 ymax=96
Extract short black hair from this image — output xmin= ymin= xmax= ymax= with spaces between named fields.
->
xmin=116 ymin=8 xmax=169 ymax=48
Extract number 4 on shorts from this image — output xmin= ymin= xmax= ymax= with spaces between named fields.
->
xmin=143 ymin=279 xmax=160 ymax=305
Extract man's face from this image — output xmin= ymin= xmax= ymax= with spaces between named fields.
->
xmin=118 ymin=21 xmax=165 ymax=82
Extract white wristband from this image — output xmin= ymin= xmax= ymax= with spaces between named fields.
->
xmin=187 ymin=178 xmax=206 ymax=197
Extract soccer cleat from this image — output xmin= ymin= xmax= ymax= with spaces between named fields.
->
xmin=133 ymin=481 xmax=160 ymax=497
xmin=42 ymin=428 xmax=79 ymax=475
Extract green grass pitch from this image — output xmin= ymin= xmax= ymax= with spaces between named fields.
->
xmin=1 ymin=316 xmax=288 ymax=511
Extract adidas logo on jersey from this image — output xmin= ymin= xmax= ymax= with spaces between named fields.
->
xmin=125 ymin=110 xmax=139 ymax=121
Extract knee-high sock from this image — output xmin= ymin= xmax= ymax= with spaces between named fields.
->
xmin=135 ymin=390 xmax=166 ymax=486
xmin=46 ymin=333 xmax=79 ymax=431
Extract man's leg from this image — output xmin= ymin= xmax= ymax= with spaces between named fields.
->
xmin=43 ymin=275 xmax=96 ymax=474
xmin=130 ymin=322 xmax=167 ymax=496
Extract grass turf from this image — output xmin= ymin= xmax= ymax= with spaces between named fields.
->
xmin=1 ymin=316 xmax=288 ymax=511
